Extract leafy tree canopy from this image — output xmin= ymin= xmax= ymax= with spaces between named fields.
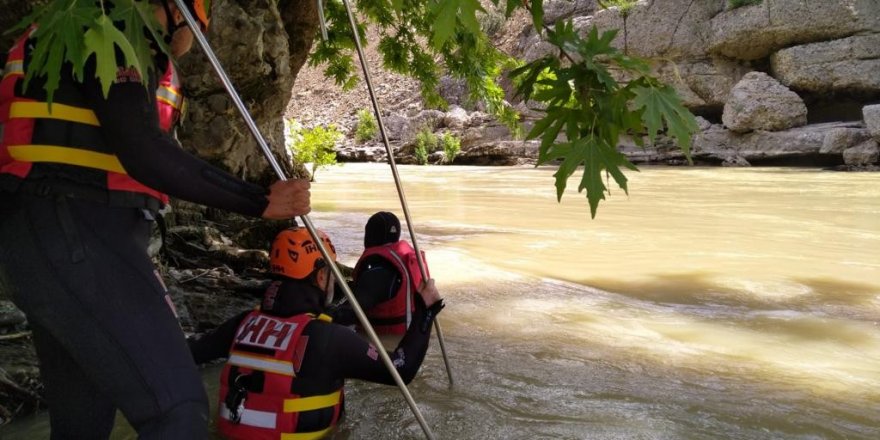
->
xmin=11 ymin=0 xmax=697 ymax=217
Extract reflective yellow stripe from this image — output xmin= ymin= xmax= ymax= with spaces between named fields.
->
xmin=8 ymin=145 xmax=126 ymax=174
xmin=283 ymin=390 xmax=341 ymax=413
xmin=228 ymin=352 xmax=296 ymax=376
xmin=9 ymin=102 xmax=100 ymax=126
xmin=157 ymin=87 xmax=183 ymax=109
xmin=280 ymin=427 xmax=333 ymax=440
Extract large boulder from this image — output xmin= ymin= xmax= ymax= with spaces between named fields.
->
xmin=771 ymin=34 xmax=880 ymax=94
xmin=820 ymin=128 xmax=872 ymax=154
xmin=591 ymin=0 xmax=724 ymax=59
xmin=710 ymin=0 xmax=880 ymax=61
xmin=722 ymin=72 xmax=808 ymax=133
xmin=696 ymin=122 xmax=863 ymax=163
xmin=543 ymin=0 xmax=598 ymax=25
xmin=625 ymin=121 xmax=864 ymax=165
xmin=653 ymin=58 xmax=750 ymax=111
xmin=586 ymin=2 xmax=747 ymax=112
xmin=842 ymin=140 xmax=880 ymax=165
xmin=863 ymin=105 xmax=880 ymax=141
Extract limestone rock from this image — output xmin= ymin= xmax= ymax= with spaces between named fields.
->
xmin=591 ymin=0 xmax=723 ymax=59
xmin=710 ymin=0 xmax=880 ymax=61
xmin=842 ymin=140 xmax=880 ymax=165
xmin=382 ymin=113 xmax=411 ymax=142
xmin=721 ymin=155 xmax=751 ymax=167
xmin=681 ymin=122 xmax=862 ymax=165
xmin=443 ymin=106 xmax=471 ymax=130
xmin=520 ymin=30 xmax=559 ymax=62
xmin=722 ymin=72 xmax=808 ymax=133
xmin=654 ymin=58 xmax=750 ymax=111
xmin=820 ymin=128 xmax=872 ymax=155
xmin=864 ymin=105 xmax=880 ymax=141
xmin=438 ymin=76 xmax=470 ymax=107
xmin=457 ymin=140 xmax=540 ymax=165
xmin=543 ymin=0 xmax=597 ymax=25
xmin=771 ymin=34 xmax=880 ymax=94
xmin=411 ymin=109 xmax=445 ymax=131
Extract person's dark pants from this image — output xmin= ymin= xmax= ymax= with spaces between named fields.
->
xmin=0 ymin=193 xmax=209 ymax=439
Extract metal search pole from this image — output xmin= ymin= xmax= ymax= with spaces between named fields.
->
xmin=337 ymin=0 xmax=455 ymax=387
xmin=173 ymin=3 xmax=436 ymax=439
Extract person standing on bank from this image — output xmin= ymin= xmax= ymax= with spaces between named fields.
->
xmin=329 ymin=211 xmax=430 ymax=335
xmin=0 ymin=1 xmax=310 ymax=438
xmin=188 ymin=227 xmax=444 ymax=439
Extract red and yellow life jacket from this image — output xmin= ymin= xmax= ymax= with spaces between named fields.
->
xmin=0 ymin=28 xmax=185 ymax=205
xmin=218 ymin=311 xmax=343 ymax=440
xmin=353 ymin=240 xmax=428 ymax=335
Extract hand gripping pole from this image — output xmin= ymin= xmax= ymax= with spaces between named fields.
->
xmin=335 ymin=0 xmax=455 ymax=387
xmin=172 ymin=2 xmax=436 ymax=438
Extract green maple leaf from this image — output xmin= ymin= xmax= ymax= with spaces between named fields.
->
xmin=529 ymin=0 xmax=544 ymax=30
xmin=110 ymin=0 xmax=166 ymax=82
xmin=430 ymin=0 xmax=457 ymax=49
xmin=632 ymin=84 xmax=699 ymax=162
xmin=458 ymin=0 xmax=484 ymax=36
xmin=430 ymin=0 xmax=484 ymax=49
xmin=83 ymin=14 xmax=142 ymax=97
xmin=16 ymin=0 xmax=165 ymax=102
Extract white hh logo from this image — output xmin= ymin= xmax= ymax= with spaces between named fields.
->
xmin=235 ymin=316 xmax=298 ymax=350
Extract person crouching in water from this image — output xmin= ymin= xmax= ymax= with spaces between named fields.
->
xmin=204 ymin=226 xmax=444 ymax=439
xmin=329 ymin=211 xmax=429 ymax=336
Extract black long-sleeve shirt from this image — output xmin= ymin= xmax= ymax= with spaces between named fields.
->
xmin=189 ymin=280 xmax=442 ymax=385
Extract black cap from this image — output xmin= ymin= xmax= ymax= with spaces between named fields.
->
xmin=364 ymin=211 xmax=401 ymax=248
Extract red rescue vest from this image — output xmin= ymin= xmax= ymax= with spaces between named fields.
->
xmin=218 ymin=311 xmax=343 ymax=440
xmin=353 ymin=241 xmax=428 ymax=335
xmin=0 ymin=28 xmax=185 ymax=205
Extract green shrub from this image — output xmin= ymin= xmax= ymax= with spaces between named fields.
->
xmin=414 ymin=143 xmax=429 ymax=165
xmin=286 ymin=119 xmax=341 ymax=181
xmin=413 ymin=127 xmax=438 ymax=165
xmin=354 ymin=108 xmax=378 ymax=143
xmin=601 ymin=0 xmax=639 ymax=16
xmin=728 ymin=0 xmax=762 ymax=8
xmin=440 ymin=132 xmax=461 ymax=164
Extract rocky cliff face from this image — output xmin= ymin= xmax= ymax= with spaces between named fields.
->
xmin=1 ymin=0 xmax=878 ymax=170
xmin=300 ymin=0 xmax=880 ymax=169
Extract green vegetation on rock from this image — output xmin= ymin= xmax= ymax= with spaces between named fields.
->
xmin=286 ymin=120 xmax=341 ymax=181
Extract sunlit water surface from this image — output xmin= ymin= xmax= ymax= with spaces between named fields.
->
xmin=3 ymin=164 xmax=879 ymax=439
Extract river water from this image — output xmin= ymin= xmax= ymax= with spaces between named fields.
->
xmin=3 ymin=164 xmax=879 ymax=439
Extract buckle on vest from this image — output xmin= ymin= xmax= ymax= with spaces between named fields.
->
xmin=225 ymin=375 xmax=249 ymax=424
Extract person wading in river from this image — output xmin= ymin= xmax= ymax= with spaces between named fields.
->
xmin=188 ymin=226 xmax=443 ymax=439
xmin=328 ymin=211 xmax=431 ymax=336
xmin=0 ymin=1 xmax=310 ymax=438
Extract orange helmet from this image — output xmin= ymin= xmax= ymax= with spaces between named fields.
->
xmin=270 ymin=227 xmax=337 ymax=280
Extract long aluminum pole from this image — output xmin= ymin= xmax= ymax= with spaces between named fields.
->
xmin=173 ymin=3 xmax=435 ymax=439
xmin=338 ymin=0 xmax=455 ymax=387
